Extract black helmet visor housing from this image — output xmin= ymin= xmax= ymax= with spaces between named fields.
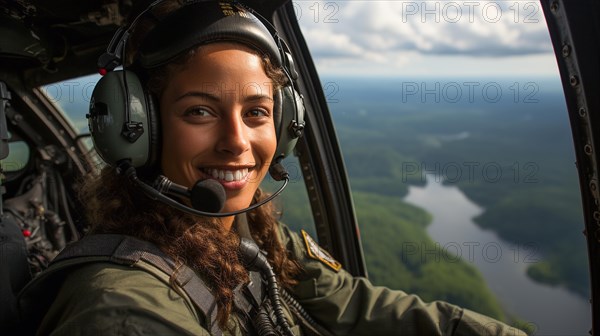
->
xmin=136 ymin=2 xmax=283 ymax=69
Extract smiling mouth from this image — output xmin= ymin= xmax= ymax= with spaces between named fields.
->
xmin=201 ymin=167 xmax=251 ymax=182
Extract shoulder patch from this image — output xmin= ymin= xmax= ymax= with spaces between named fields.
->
xmin=301 ymin=230 xmax=342 ymax=272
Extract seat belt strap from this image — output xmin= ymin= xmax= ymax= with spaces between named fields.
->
xmin=51 ymin=234 xmax=222 ymax=336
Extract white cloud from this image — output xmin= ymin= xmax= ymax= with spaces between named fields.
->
xmin=294 ymin=0 xmax=555 ymax=75
xmin=300 ymin=27 xmax=363 ymax=57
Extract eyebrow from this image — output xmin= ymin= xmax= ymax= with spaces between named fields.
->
xmin=245 ymin=94 xmax=274 ymax=103
xmin=174 ymin=91 xmax=220 ymax=103
xmin=174 ymin=91 xmax=274 ymax=103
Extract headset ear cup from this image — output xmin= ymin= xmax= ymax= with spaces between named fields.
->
xmin=88 ymin=70 xmax=152 ymax=168
xmin=144 ymin=90 xmax=160 ymax=169
xmin=271 ymin=86 xmax=305 ymax=164
xmin=272 ymin=88 xmax=283 ymax=141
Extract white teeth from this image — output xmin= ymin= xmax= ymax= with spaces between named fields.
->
xmin=204 ymin=168 xmax=250 ymax=182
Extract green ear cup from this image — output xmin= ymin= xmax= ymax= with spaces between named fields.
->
xmin=88 ymin=70 xmax=153 ymax=168
xmin=274 ymin=86 xmax=305 ymax=163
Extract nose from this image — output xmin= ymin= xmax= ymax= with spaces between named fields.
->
xmin=216 ymin=114 xmax=250 ymax=156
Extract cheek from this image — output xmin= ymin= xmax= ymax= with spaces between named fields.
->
xmin=256 ymin=125 xmax=278 ymax=160
xmin=159 ymin=117 xmax=200 ymax=173
xmin=161 ymin=118 xmax=181 ymax=160
xmin=160 ymin=132 xmax=185 ymax=175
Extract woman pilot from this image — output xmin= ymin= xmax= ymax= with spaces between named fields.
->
xmin=21 ymin=1 xmax=527 ymax=335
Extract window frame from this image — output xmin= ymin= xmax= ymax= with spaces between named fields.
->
xmin=541 ymin=0 xmax=600 ymax=332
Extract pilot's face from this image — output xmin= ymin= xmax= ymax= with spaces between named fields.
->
xmin=159 ymin=43 xmax=277 ymax=227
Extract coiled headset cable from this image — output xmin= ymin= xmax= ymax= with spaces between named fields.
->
xmin=239 ymin=238 xmax=295 ymax=336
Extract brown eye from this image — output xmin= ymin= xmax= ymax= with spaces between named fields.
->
xmin=245 ymin=108 xmax=269 ymax=118
xmin=184 ymin=107 xmax=212 ymax=117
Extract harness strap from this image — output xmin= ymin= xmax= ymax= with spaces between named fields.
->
xmin=51 ymin=234 xmax=223 ymax=336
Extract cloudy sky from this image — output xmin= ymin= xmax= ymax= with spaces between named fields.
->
xmin=294 ymin=0 xmax=559 ymax=77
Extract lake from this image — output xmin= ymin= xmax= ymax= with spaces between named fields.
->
xmin=404 ymin=174 xmax=591 ymax=335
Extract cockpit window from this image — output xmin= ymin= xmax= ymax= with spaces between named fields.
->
xmin=39 ymin=74 xmax=101 ymax=135
xmin=296 ymin=0 xmax=589 ymax=334
xmin=1 ymin=140 xmax=29 ymax=173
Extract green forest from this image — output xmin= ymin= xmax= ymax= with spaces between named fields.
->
xmin=268 ymin=77 xmax=587 ymax=330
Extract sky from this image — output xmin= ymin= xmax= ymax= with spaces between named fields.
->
xmin=294 ymin=0 xmax=560 ymax=77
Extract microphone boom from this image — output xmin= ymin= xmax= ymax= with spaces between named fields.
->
xmin=120 ymin=160 xmax=288 ymax=218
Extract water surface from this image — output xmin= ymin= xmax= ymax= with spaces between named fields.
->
xmin=404 ymin=175 xmax=591 ymax=335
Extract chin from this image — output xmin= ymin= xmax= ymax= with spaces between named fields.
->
xmin=222 ymin=199 xmax=252 ymax=214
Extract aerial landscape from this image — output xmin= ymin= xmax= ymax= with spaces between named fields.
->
xmin=273 ymin=75 xmax=589 ymax=333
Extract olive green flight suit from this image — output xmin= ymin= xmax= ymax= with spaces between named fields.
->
xmin=35 ymin=224 xmax=526 ymax=336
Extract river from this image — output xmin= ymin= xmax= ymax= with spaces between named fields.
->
xmin=404 ymin=175 xmax=591 ymax=335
